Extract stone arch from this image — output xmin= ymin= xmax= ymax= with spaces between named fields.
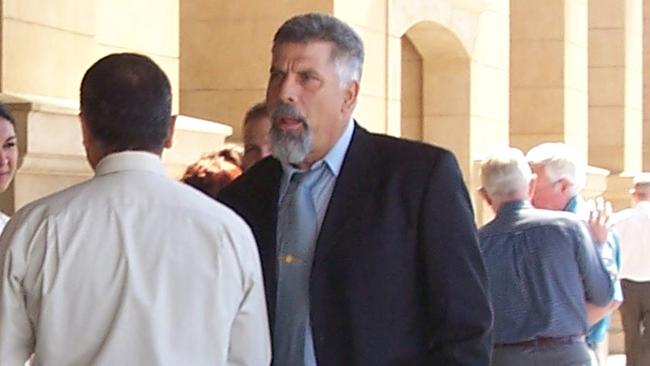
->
xmin=400 ymin=21 xmax=471 ymax=175
xmin=400 ymin=36 xmax=423 ymax=141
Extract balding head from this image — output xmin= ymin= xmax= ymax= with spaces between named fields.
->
xmin=632 ymin=173 xmax=650 ymax=203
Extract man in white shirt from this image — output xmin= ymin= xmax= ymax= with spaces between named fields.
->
xmin=613 ymin=173 xmax=650 ymax=366
xmin=0 ymin=53 xmax=271 ymax=366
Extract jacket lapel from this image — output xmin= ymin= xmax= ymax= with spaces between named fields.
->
xmin=312 ymin=124 xmax=376 ymax=265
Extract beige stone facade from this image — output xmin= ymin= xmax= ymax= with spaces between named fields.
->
xmin=0 ymin=0 xmax=233 ymax=214
xmin=0 ymin=94 xmax=232 ymax=215
xmin=0 ymin=0 xmax=648 ymax=216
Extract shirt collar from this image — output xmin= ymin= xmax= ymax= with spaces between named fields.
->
xmin=278 ymin=118 xmax=354 ymax=199
xmin=94 ymin=151 xmax=167 ymax=177
xmin=563 ymin=195 xmax=580 ymax=213
xmin=497 ymin=199 xmax=531 ymax=215
xmin=636 ymin=200 xmax=650 ymax=210
xmin=322 ymin=117 xmax=354 ymax=176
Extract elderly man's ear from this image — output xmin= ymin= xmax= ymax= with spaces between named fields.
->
xmin=478 ymin=187 xmax=492 ymax=206
xmin=342 ymin=80 xmax=360 ymax=114
xmin=556 ymin=177 xmax=572 ymax=194
xmin=527 ymin=175 xmax=538 ymax=198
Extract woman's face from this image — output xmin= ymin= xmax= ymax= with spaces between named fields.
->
xmin=0 ymin=118 xmax=17 ymax=192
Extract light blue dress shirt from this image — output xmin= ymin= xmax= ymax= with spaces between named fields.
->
xmin=276 ymin=118 xmax=354 ymax=365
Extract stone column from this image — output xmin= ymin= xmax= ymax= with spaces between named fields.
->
xmin=644 ymin=2 xmax=650 ymax=171
xmin=400 ymin=37 xmax=423 ymax=141
xmin=510 ymin=0 xmax=589 ymax=161
xmin=589 ymin=0 xmax=643 ymax=174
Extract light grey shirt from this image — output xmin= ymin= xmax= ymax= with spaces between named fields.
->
xmin=0 ymin=151 xmax=270 ymax=366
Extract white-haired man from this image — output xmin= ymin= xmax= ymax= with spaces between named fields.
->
xmin=612 ymin=173 xmax=650 ymax=366
xmin=526 ymin=142 xmax=622 ymax=365
xmin=478 ymin=147 xmax=616 ymax=366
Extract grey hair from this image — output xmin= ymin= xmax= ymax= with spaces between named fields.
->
xmin=272 ymin=13 xmax=364 ymax=85
xmin=526 ymin=142 xmax=586 ymax=196
xmin=480 ymin=148 xmax=533 ymax=197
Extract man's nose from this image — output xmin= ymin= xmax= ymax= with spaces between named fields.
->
xmin=278 ymin=75 xmax=298 ymax=104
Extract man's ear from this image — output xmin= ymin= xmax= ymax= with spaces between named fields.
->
xmin=528 ymin=176 xmax=538 ymax=198
xmin=79 ymin=113 xmax=91 ymax=147
xmin=478 ymin=187 xmax=492 ymax=206
xmin=79 ymin=112 xmax=103 ymax=169
xmin=163 ymin=115 xmax=176 ymax=149
xmin=556 ymin=178 xmax=571 ymax=194
xmin=342 ymin=80 xmax=360 ymax=113
xmin=478 ymin=187 xmax=499 ymax=214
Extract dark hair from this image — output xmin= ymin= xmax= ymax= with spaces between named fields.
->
xmin=0 ymin=102 xmax=16 ymax=126
xmin=80 ymin=53 xmax=172 ymax=152
xmin=273 ymin=13 xmax=364 ymax=83
xmin=243 ymin=102 xmax=269 ymax=126
xmin=215 ymin=145 xmax=243 ymax=169
xmin=181 ymin=148 xmax=243 ymax=199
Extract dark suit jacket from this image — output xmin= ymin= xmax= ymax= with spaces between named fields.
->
xmin=219 ymin=124 xmax=493 ymax=365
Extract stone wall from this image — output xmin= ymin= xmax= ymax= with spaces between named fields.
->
xmin=0 ymin=95 xmax=232 ymax=214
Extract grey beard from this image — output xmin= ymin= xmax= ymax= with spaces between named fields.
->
xmin=269 ymin=124 xmax=313 ymax=165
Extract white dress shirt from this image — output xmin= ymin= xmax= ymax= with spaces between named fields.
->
xmin=613 ymin=200 xmax=650 ymax=282
xmin=0 ymin=151 xmax=270 ymax=366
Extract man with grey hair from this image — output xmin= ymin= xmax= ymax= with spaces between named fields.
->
xmin=612 ymin=173 xmax=650 ymax=366
xmin=525 ymin=142 xmax=587 ymax=211
xmin=478 ymin=147 xmax=615 ymax=366
xmin=219 ymin=12 xmax=492 ymax=366
xmin=526 ymin=142 xmax=622 ymax=365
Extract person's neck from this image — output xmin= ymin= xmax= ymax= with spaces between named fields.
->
xmin=293 ymin=153 xmax=322 ymax=170
xmin=493 ymin=192 xmax=529 ymax=212
xmin=91 ymin=148 xmax=163 ymax=169
xmin=636 ymin=198 xmax=650 ymax=206
xmin=294 ymin=123 xmax=349 ymax=170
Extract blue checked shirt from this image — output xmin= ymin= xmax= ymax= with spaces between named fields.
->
xmin=479 ymin=200 xmax=615 ymax=343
